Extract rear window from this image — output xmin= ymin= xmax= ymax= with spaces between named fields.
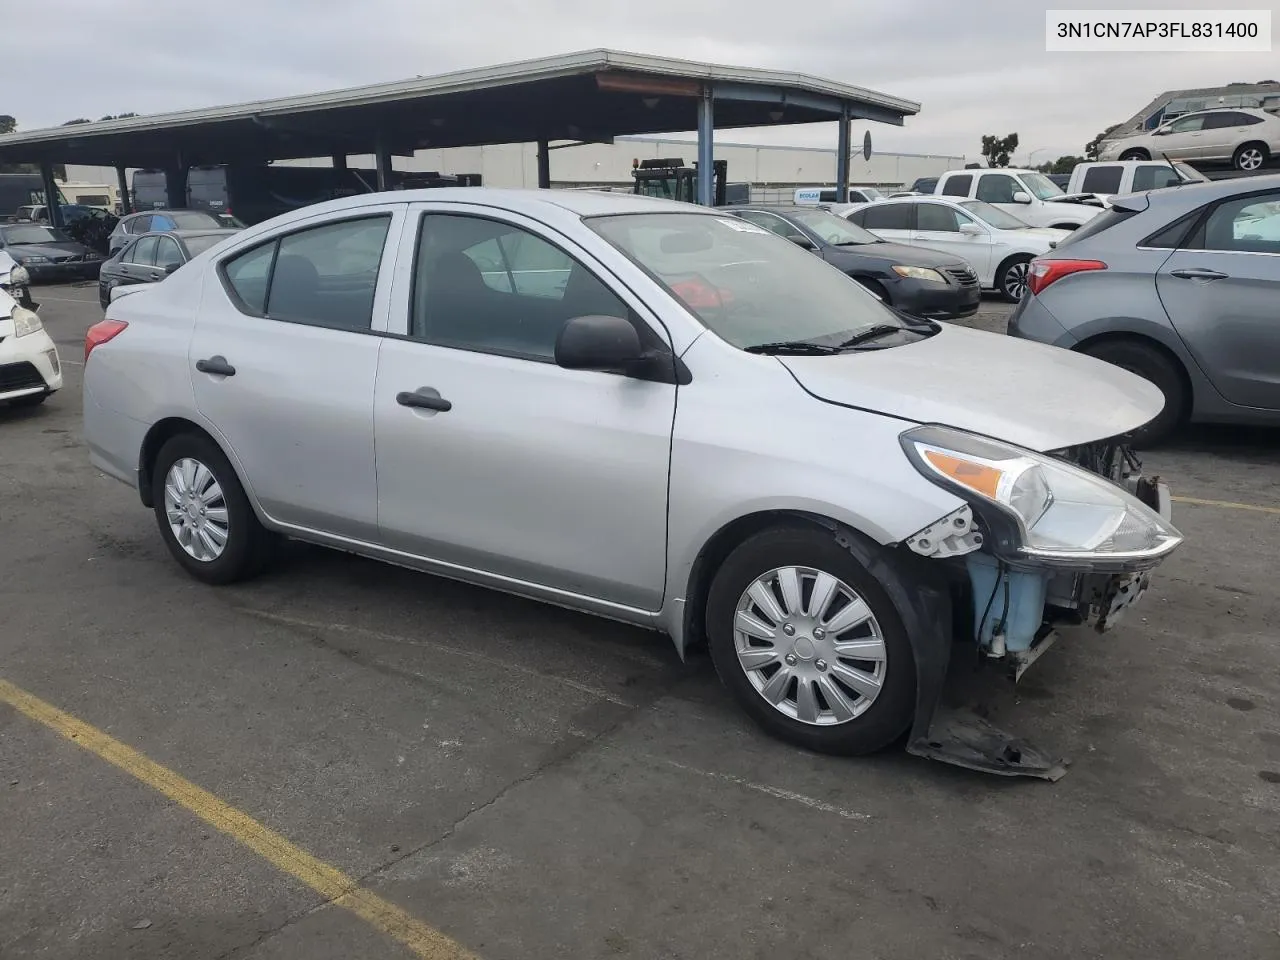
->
xmin=1052 ymin=208 xmax=1139 ymax=250
xmin=1081 ymin=166 xmax=1124 ymax=195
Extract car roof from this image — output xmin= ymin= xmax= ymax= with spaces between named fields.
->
xmin=1119 ymin=170 xmax=1280 ymax=207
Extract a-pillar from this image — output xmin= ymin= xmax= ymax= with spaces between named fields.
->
xmin=696 ymin=86 xmax=714 ymax=206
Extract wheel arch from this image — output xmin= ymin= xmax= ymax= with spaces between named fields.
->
xmin=1234 ymin=140 xmax=1270 ymax=165
xmin=1071 ymin=330 xmax=1194 ymax=419
xmin=137 ymin=417 xmax=260 ymax=515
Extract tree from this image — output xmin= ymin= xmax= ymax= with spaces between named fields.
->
xmin=99 ymin=113 xmax=138 ymax=121
xmin=0 ymin=115 xmax=15 ymax=135
xmin=1035 ymin=155 xmax=1084 ymax=175
xmin=980 ymin=133 xmax=1019 ymax=168
xmin=1084 ymin=125 xmax=1121 ymax=161
xmin=62 ymin=118 xmax=91 ymax=125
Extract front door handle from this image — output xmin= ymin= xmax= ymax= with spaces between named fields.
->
xmin=396 ymin=389 xmax=452 ymax=412
xmin=1170 ymin=267 xmax=1228 ymax=281
xmin=195 ymin=355 xmax=236 ymax=376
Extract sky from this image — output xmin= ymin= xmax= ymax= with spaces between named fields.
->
xmin=8 ymin=0 xmax=1279 ymax=165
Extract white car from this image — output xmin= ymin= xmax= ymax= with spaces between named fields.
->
xmin=932 ymin=169 xmax=1102 ymax=231
xmin=842 ymin=196 xmax=1070 ymax=301
xmin=0 ymin=268 xmax=62 ymax=407
xmin=1099 ymin=107 xmax=1280 ymax=172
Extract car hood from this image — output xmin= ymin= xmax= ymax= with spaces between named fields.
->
xmin=6 ymin=241 xmax=92 ymax=258
xmin=778 ymin=324 xmax=1164 ymax=451
xmin=826 ymin=241 xmax=966 ymax=269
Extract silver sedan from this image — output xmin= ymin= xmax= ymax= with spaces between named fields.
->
xmin=83 ymin=188 xmax=1181 ymax=773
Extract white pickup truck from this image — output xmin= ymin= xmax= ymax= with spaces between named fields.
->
xmin=1064 ymin=160 xmax=1206 ymax=205
xmin=932 ymin=168 xmax=1103 ymax=230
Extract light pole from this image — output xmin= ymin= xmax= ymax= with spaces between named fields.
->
xmin=1027 ymin=147 xmax=1054 ymax=169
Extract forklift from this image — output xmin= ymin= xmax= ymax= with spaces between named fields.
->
xmin=630 ymin=157 xmax=729 ymax=206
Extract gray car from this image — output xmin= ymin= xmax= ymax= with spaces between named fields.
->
xmin=109 ymin=209 xmax=244 ymax=255
xmin=1009 ymin=174 xmax=1280 ymax=442
xmin=82 ymin=188 xmax=1181 ymax=773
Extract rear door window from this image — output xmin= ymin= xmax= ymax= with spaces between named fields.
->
xmin=941 ymin=175 xmax=972 ymax=197
xmin=129 ymin=235 xmax=159 ymax=265
xmin=264 ymin=215 xmax=392 ymax=330
xmin=859 ymin=203 xmax=914 ymax=231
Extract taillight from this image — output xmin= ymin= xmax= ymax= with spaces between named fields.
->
xmin=1027 ymin=258 xmax=1106 ymax=296
xmin=85 ymin=319 xmax=128 ymax=362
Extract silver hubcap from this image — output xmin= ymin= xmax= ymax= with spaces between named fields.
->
xmin=1239 ymin=148 xmax=1263 ymax=170
xmin=163 ymin=457 xmax=229 ymax=562
xmin=1004 ymin=262 xmax=1029 ymax=300
xmin=733 ymin=566 xmax=887 ymax=726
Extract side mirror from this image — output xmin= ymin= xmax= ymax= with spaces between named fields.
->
xmin=785 ymin=233 xmax=816 ymax=250
xmin=958 ymin=222 xmax=985 ymax=236
xmin=1011 ymin=191 xmax=1032 ymax=204
xmin=555 ymin=314 xmax=645 ymax=372
xmin=163 ymin=261 xmax=182 ymax=275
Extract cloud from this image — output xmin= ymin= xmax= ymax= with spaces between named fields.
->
xmin=11 ymin=0 xmax=1279 ymax=164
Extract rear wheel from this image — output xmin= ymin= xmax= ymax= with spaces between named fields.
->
xmin=1233 ymin=142 xmax=1268 ymax=172
xmin=1119 ymin=149 xmax=1150 ymax=161
xmin=706 ymin=525 xmax=916 ymax=756
xmin=1081 ymin=340 xmax=1187 ymax=445
xmin=995 ymin=255 xmax=1032 ymax=302
xmin=152 ymin=432 xmax=275 ymax=584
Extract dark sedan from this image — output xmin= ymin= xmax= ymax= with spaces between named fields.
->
xmin=98 ymin=229 xmax=240 ymax=307
xmin=724 ymin=205 xmax=981 ymax=320
xmin=0 ymin=223 xmax=104 ymax=283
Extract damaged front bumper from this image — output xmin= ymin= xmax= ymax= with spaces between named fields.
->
xmin=899 ymin=448 xmax=1177 ymax=781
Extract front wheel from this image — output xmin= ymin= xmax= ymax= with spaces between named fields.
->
xmin=1233 ymin=142 xmax=1268 ymax=172
xmin=706 ymin=525 xmax=916 ymax=755
xmin=996 ymin=256 xmax=1032 ymax=302
xmin=152 ymin=433 xmax=275 ymax=584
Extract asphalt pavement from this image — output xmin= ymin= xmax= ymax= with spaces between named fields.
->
xmin=1 ymin=284 xmax=1278 ymax=960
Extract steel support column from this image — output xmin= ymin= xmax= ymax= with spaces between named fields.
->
xmin=375 ymin=137 xmax=392 ymax=191
xmin=697 ymin=87 xmax=714 ymax=206
xmin=536 ymin=139 xmax=551 ymax=189
xmin=115 ymin=165 xmax=131 ymax=215
xmin=39 ymin=161 xmax=62 ymax=229
xmin=835 ymin=105 xmax=851 ymax=204
xmin=332 ymin=154 xmax=348 ymax=173
xmin=165 ymin=163 xmax=188 ymax=209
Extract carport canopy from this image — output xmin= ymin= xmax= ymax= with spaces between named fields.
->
xmin=0 ymin=48 xmax=920 ymax=219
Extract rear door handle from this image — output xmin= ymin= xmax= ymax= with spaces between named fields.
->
xmin=195 ymin=355 xmax=236 ymax=376
xmin=1170 ymin=267 xmax=1228 ymax=281
xmin=396 ymin=389 xmax=452 ymax=412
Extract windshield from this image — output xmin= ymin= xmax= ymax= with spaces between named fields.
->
xmin=1 ymin=225 xmax=70 ymax=244
xmin=859 ymin=187 xmax=886 ymax=201
xmin=1020 ymin=172 xmax=1064 ymax=201
xmin=587 ymin=212 xmax=904 ymax=350
xmin=788 ymin=209 xmax=883 ymax=246
xmin=959 ymin=200 xmax=1032 ymax=230
xmin=183 ymin=234 xmax=234 ymax=258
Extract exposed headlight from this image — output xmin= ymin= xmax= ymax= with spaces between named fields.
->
xmin=4 ymin=265 xmax=29 ymax=285
xmin=892 ymin=265 xmax=946 ymax=283
xmin=900 ymin=424 xmax=1182 ymax=568
xmin=18 ymin=255 xmax=50 ymax=265
xmin=12 ymin=305 xmax=44 ymax=338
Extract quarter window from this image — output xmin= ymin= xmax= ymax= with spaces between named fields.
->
xmin=410 ymin=214 xmax=629 ymax=361
xmin=222 ymin=242 xmax=275 ymax=314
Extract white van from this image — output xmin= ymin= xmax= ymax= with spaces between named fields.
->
xmin=794 ymin=186 xmax=887 ymax=205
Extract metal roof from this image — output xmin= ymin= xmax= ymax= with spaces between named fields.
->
xmin=0 ymin=49 xmax=920 ymax=168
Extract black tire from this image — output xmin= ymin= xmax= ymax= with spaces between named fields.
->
xmin=151 ymin=432 xmax=275 ymax=584
xmin=995 ymin=255 xmax=1032 ymax=302
xmin=1081 ymin=340 xmax=1187 ymax=445
xmin=706 ymin=524 xmax=917 ymax=756
xmin=8 ymin=392 xmax=48 ymax=408
xmin=1232 ymin=142 xmax=1268 ymax=172
xmin=855 ymin=277 xmax=889 ymax=303
xmin=1119 ymin=149 xmax=1150 ymax=161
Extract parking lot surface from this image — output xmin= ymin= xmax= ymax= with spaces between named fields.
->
xmin=2 ymin=285 xmax=1278 ymax=960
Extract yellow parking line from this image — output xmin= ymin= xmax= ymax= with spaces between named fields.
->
xmin=0 ymin=676 xmax=477 ymax=960
xmin=1172 ymin=495 xmax=1280 ymax=516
